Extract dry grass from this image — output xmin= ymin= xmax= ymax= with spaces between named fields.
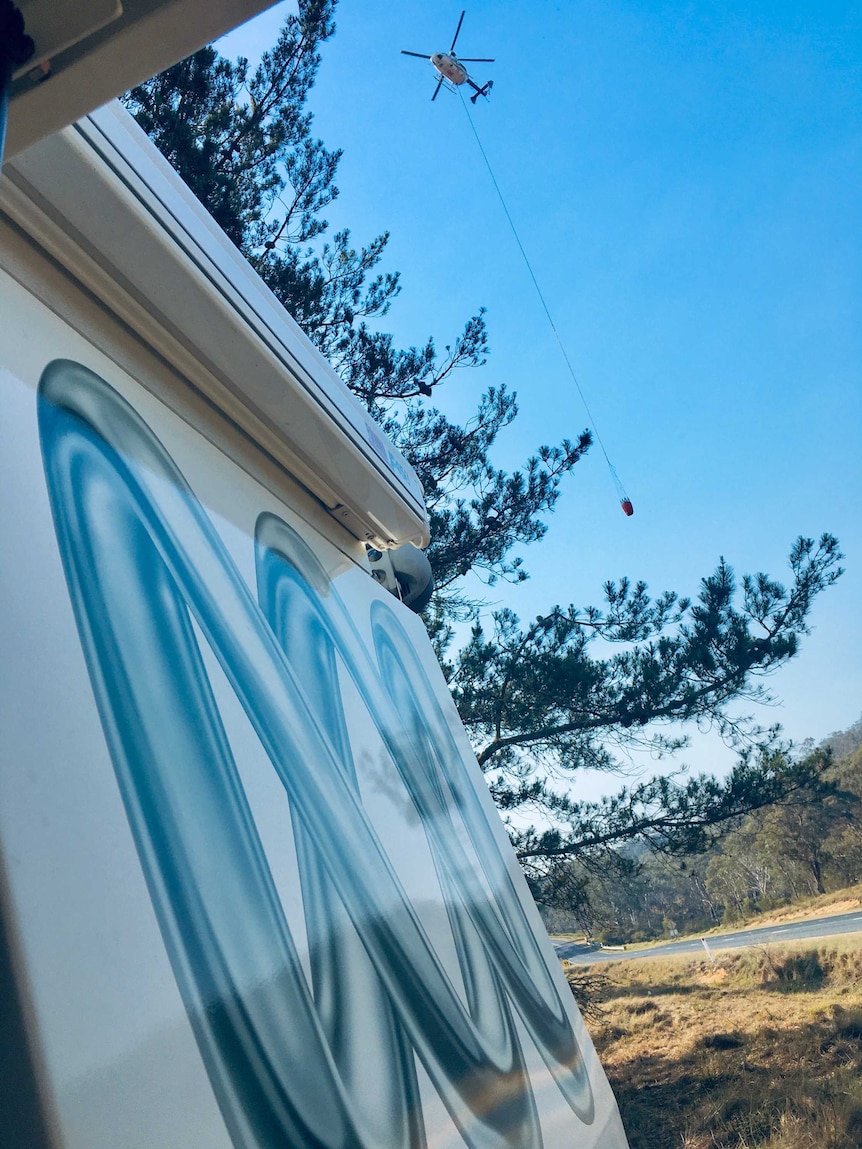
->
xmin=572 ymin=937 xmax=862 ymax=1149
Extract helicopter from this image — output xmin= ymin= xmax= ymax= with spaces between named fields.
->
xmin=401 ymin=11 xmax=494 ymax=103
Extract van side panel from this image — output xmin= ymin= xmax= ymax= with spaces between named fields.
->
xmin=0 ymin=195 xmax=628 ymax=1149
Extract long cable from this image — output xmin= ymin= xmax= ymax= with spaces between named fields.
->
xmin=457 ymin=88 xmax=633 ymax=514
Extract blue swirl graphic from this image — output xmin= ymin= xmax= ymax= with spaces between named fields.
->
xmin=37 ymin=359 xmax=595 ymax=1149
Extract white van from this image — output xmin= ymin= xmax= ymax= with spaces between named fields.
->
xmin=0 ymin=39 xmax=629 ymax=1149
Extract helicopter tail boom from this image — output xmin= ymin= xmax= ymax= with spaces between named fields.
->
xmin=467 ymin=78 xmax=493 ymax=103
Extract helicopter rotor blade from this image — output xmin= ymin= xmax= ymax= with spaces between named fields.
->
xmin=401 ymin=50 xmax=431 ymax=58
xmin=431 ymin=75 xmax=445 ymax=101
xmin=449 ymin=10 xmax=466 ymax=53
xmin=456 ymin=57 xmax=495 ymax=63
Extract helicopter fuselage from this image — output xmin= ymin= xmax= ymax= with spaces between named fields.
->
xmin=430 ymin=53 xmax=468 ymax=86
xmin=401 ymin=14 xmax=494 ymax=103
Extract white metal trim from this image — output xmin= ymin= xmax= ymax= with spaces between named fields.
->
xmin=1 ymin=103 xmax=430 ymax=549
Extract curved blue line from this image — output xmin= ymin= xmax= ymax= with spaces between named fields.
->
xmin=38 ymin=359 xmax=595 ymax=1149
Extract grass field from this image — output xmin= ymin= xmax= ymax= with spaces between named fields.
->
xmin=572 ymin=937 xmax=862 ymax=1149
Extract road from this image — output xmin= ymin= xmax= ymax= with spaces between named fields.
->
xmin=553 ymin=909 xmax=862 ymax=965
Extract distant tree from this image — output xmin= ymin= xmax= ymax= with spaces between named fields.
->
xmin=824 ymin=746 xmax=862 ymax=886
xmin=704 ymin=740 xmax=860 ymax=916
xmin=125 ymin=1 xmax=843 ymax=868
xmin=755 ymin=753 xmax=858 ymax=897
xmin=540 ymin=725 xmax=862 ymax=941
xmin=825 ymin=823 xmax=862 ymax=889
xmin=705 ymin=825 xmax=778 ymax=921
xmin=534 ymin=845 xmax=719 ymax=942
xmin=824 ymin=716 xmax=862 ymax=761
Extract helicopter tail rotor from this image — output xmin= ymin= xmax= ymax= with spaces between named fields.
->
xmin=468 ymin=79 xmax=493 ymax=103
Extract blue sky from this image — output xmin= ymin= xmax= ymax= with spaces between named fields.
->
xmin=221 ymin=1 xmax=862 ymax=774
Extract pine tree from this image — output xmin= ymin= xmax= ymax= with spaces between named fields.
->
xmin=124 ymin=1 xmax=843 ymax=862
